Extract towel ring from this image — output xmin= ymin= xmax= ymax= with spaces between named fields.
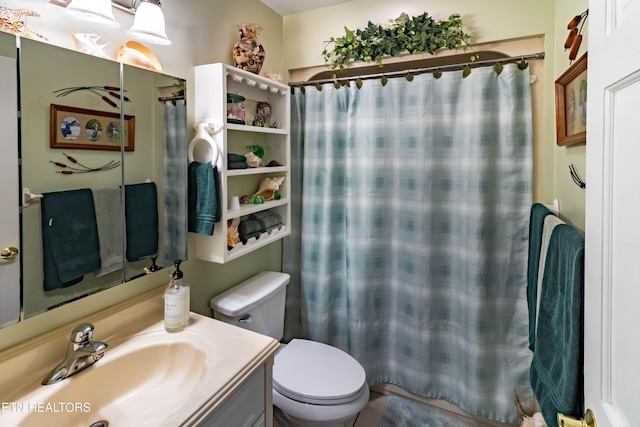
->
xmin=188 ymin=121 xmax=223 ymax=164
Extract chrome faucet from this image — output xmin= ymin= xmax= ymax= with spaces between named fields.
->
xmin=42 ymin=323 xmax=108 ymax=385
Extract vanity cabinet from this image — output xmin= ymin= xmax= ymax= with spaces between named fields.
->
xmin=194 ymin=64 xmax=291 ymax=263
xmin=197 ymin=363 xmax=273 ymax=427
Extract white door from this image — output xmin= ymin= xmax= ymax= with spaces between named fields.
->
xmin=0 ymin=55 xmax=20 ymax=327
xmin=584 ymin=1 xmax=640 ymax=426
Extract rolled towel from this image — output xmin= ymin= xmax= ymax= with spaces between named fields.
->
xmin=238 ymin=211 xmax=283 ymax=244
xmin=227 ymin=153 xmax=247 ymax=162
xmin=228 ymin=161 xmax=248 ymax=170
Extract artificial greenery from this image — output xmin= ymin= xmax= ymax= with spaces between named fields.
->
xmin=322 ymin=12 xmax=474 ymax=70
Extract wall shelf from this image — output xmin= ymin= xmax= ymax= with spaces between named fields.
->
xmin=194 ymin=63 xmax=291 ymax=263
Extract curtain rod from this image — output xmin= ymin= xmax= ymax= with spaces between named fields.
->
xmin=288 ymin=52 xmax=545 ymax=87
xmin=158 ymin=95 xmax=185 ymax=102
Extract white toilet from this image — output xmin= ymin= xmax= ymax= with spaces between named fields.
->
xmin=210 ymin=271 xmax=370 ymax=427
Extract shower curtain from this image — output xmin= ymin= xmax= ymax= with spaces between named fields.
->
xmin=162 ymin=99 xmax=188 ymax=265
xmin=284 ymin=64 xmax=533 ymax=423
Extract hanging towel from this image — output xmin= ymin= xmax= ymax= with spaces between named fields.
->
xmin=530 ymin=224 xmax=585 ymax=427
xmin=535 ymin=215 xmax=565 ymax=337
xmin=527 ymin=203 xmax=554 ymax=350
xmin=124 ymin=182 xmax=159 ymax=262
xmin=188 ymin=161 xmax=221 ymax=235
xmin=41 ymin=189 xmax=101 ymax=291
xmin=92 ymin=187 xmax=123 ymax=277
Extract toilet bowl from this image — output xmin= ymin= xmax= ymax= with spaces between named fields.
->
xmin=272 ymin=339 xmax=370 ymax=427
xmin=209 ymin=272 xmax=369 ymax=427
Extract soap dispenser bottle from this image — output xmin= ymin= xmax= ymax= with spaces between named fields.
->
xmin=164 ymin=260 xmax=190 ymax=332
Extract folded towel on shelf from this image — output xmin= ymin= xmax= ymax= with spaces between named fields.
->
xmin=228 ymin=153 xmax=247 ymax=162
xmin=227 ymin=153 xmax=248 ymax=170
xmin=92 ymin=187 xmax=123 ymax=277
xmin=527 ymin=203 xmax=555 ymax=350
xmin=41 ymin=189 xmax=102 ymax=291
xmin=124 ymin=182 xmax=159 ymax=262
xmin=188 ymin=161 xmax=221 ymax=235
xmin=530 ymin=224 xmax=585 ymax=427
xmin=228 ymin=161 xmax=248 ymax=170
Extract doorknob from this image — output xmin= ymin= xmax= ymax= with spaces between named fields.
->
xmin=558 ymin=409 xmax=598 ymax=427
xmin=0 ymin=247 xmax=19 ymax=260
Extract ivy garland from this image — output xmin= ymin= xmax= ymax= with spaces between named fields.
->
xmin=322 ymin=12 xmax=475 ymax=70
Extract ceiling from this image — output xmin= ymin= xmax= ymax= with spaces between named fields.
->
xmin=260 ymin=0 xmax=353 ymax=16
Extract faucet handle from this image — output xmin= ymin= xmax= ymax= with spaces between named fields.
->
xmin=70 ymin=323 xmax=95 ymax=344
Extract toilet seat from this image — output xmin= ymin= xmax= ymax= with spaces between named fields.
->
xmin=273 ymin=339 xmax=367 ymax=405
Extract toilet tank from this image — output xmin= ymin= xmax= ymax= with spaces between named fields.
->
xmin=209 ymin=271 xmax=290 ymax=340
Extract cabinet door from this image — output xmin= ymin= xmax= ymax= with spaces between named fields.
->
xmin=0 ymin=33 xmax=19 ymax=327
xmin=198 ymin=366 xmax=266 ymax=427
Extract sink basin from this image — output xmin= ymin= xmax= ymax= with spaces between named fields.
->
xmin=0 ymin=291 xmax=279 ymax=427
xmin=0 ymin=327 xmax=219 ymax=427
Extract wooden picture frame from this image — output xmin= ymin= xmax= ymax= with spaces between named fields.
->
xmin=555 ymin=52 xmax=588 ymax=146
xmin=50 ymin=104 xmax=135 ymax=151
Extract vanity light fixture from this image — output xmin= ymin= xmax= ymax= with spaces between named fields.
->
xmin=62 ymin=0 xmax=120 ymax=29
xmin=42 ymin=0 xmax=172 ymax=45
xmin=125 ymin=0 xmax=171 ymax=45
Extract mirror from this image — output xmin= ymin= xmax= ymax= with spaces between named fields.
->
xmin=121 ymin=63 xmax=187 ymax=282
xmin=17 ymin=37 xmax=187 ymax=319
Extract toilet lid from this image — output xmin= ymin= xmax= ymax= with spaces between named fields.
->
xmin=273 ymin=339 xmax=367 ymax=405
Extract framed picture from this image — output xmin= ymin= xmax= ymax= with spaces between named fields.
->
xmin=555 ymin=52 xmax=588 ymax=146
xmin=50 ymin=104 xmax=135 ymax=151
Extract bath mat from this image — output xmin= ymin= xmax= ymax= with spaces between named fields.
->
xmin=361 ymin=395 xmax=482 ymax=427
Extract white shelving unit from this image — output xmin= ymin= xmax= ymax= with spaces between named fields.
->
xmin=194 ymin=63 xmax=291 ymax=263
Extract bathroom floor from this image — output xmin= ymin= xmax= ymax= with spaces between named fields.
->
xmin=353 ymin=391 xmax=518 ymax=427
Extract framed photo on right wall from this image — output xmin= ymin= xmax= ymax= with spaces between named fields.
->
xmin=555 ymin=52 xmax=588 ymax=146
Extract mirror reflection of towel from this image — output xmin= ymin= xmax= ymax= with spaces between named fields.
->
xmin=93 ymin=187 xmax=123 ymax=276
xmin=41 ymin=189 xmax=101 ymax=291
xmin=124 ymin=182 xmax=159 ymax=262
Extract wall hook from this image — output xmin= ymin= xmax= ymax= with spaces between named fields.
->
xmin=569 ymin=164 xmax=586 ymax=189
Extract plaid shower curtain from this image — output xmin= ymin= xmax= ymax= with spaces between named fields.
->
xmin=284 ymin=64 xmax=533 ymax=423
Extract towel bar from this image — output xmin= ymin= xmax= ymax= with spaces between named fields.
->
xmin=544 ymin=199 xmax=560 ymax=215
xmin=22 ymin=188 xmax=43 ymax=208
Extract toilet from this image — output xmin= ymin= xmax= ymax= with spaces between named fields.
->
xmin=209 ymin=271 xmax=370 ymax=427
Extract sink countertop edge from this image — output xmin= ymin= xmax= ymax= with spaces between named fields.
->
xmin=0 ymin=286 xmax=281 ymax=427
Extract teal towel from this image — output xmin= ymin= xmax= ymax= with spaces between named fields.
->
xmin=188 ymin=162 xmax=221 ymax=235
xmin=124 ymin=182 xmax=159 ymax=262
xmin=527 ymin=203 xmax=554 ymax=350
xmin=41 ymin=189 xmax=101 ymax=291
xmin=530 ymin=224 xmax=584 ymax=427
